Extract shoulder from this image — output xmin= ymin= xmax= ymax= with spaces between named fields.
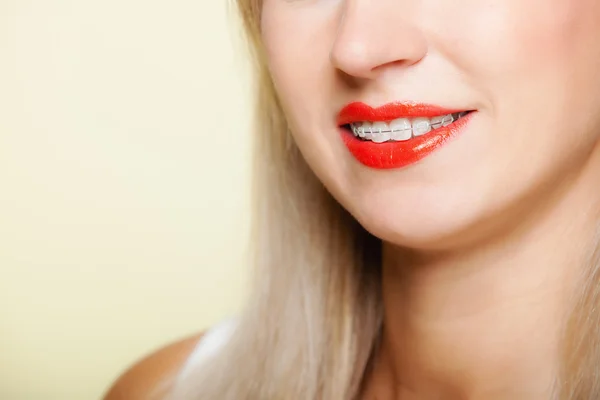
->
xmin=102 ymin=333 xmax=204 ymax=400
xmin=103 ymin=320 xmax=237 ymax=400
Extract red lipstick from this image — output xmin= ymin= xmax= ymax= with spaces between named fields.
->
xmin=338 ymin=102 xmax=474 ymax=169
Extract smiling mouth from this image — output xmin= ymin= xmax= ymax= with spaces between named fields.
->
xmin=342 ymin=111 xmax=473 ymax=143
xmin=337 ymin=101 xmax=476 ymax=169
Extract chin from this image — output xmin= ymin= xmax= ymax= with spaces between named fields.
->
xmin=341 ymin=184 xmax=493 ymax=251
xmin=355 ymin=208 xmax=474 ymax=251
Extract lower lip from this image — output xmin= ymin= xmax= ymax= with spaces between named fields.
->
xmin=340 ymin=112 xmax=475 ymax=169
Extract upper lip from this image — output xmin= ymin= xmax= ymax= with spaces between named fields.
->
xmin=337 ymin=101 xmax=470 ymax=126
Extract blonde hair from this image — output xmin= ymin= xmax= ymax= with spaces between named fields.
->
xmin=169 ymin=0 xmax=600 ymax=398
xmin=170 ymin=0 xmax=381 ymax=398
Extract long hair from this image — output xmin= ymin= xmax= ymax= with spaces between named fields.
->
xmin=169 ymin=1 xmax=600 ymax=398
xmin=169 ymin=0 xmax=382 ymax=398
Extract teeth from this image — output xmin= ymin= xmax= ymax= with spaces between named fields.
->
xmin=442 ymin=114 xmax=455 ymax=127
xmin=350 ymin=112 xmax=467 ymax=142
xmin=371 ymin=122 xmax=390 ymax=143
xmin=360 ymin=122 xmax=373 ymax=140
xmin=389 ymin=118 xmax=412 ymax=141
xmin=412 ymin=117 xmax=431 ymax=136
xmin=430 ymin=114 xmax=454 ymax=129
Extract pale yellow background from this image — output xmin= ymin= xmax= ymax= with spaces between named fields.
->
xmin=0 ymin=1 xmax=251 ymax=399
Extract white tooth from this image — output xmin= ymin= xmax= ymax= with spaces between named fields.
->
xmin=389 ymin=118 xmax=412 ymax=141
xmin=362 ymin=122 xmax=373 ymax=140
xmin=352 ymin=123 xmax=365 ymax=138
xmin=442 ymin=114 xmax=454 ymax=127
xmin=372 ymin=131 xmax=391 ymax=143
xmin=371 ymin=122 xmax=390 ymax=143
xmin=372 ymin=121 xmax=389 ymax=133
xmin=430 ymin=116 xmax=444 ymax=130
xmin=412 ymin=117 xmax=432 ymax=136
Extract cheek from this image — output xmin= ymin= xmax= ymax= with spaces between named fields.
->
xmin=260 ymin=1 xmax=336 ymax=102
xmin=261 ymin=2 xmax=347 ymax=177
xmin=435 ymin=0 xmax=598 ymax=85
xmin=450 ymin=0 xmax=600 ymax=229
xmin=448 ymin=0 xmax=600 ymax=153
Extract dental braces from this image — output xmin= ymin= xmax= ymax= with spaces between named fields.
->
xmin=353 ymin=116 xmax=453 ymax=135
xmin=352 ymin=112 xmax=469 ymax=135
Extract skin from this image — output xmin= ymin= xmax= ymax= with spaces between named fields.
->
xmin=103 ymin=333 xmax=203 ymax=400
xmin=261 ymin=0 xmax=600 ymax=399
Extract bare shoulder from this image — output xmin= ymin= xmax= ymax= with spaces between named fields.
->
xmin=103 ymin=333 xmax=204 ymax=400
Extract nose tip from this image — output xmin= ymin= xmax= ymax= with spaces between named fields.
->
xmin=330 ymin=3 xmax=428 ymax=80
xmin=330 ymin=41 xmax=426 ymax=80
xmin=330 ymin=40 xmax=380 ymax=79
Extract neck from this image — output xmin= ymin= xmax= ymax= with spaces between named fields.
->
xmin=366 ymin=150 xmax=600 ymax=400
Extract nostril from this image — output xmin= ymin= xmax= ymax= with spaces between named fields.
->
xmin=330 ymin=44 xmax=373 ymax=78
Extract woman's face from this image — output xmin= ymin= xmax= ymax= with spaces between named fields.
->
xmin=261 ymin=0 xmax=600 ymax=249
